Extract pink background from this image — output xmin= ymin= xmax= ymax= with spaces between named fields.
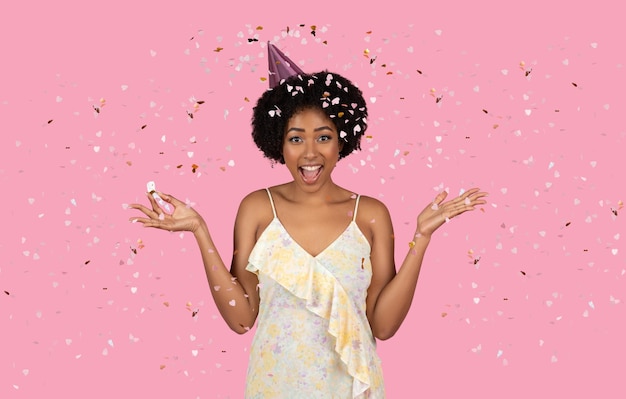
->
xmin=2 ymin=1 xmax=624 ymax=398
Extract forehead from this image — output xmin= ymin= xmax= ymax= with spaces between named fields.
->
xmin=286 ymin=107 xmax=335 ymax=129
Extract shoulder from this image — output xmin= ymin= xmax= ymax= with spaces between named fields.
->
xmin=236 ymin=188 xmax=274 ymax=236
xmin=355 ymin=195 xmax=393 ymax=240
xmin=356 ymin=195 xmax=391 ymax=219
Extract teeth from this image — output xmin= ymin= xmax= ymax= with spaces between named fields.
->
xmin=301 ymin=165 xmax=321 ymax=171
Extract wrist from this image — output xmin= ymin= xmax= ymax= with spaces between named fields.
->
xmin=408 ymin=231 xmax=431 ymax=249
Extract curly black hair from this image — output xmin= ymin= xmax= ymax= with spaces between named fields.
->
xmin=251 ymin=71 xmax=368 ymax=164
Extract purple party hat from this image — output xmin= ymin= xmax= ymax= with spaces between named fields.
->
xmin=267 ymin=42 xmax=305 ymax=88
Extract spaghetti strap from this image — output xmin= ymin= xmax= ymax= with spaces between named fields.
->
xmin=353 ymin=194 xmax=361 ymax=222
xmin=265 ymin=188 xmax=277 ymax=218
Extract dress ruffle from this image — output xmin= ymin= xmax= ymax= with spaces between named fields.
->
xmin=247 ymin=223 xmax=381 ymax=398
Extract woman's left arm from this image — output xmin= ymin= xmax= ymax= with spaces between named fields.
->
xmin=365 ymin=188 xmax=488 ymax=340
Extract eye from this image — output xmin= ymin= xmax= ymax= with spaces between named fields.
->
xmin=317 ymin=135 xmax=331 ymax=142
xmin=287 ymin=136 xmax=302 ymax=143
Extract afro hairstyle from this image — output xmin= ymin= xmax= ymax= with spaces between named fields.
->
xmin=251 ymin=71 xmax=368 ymax=164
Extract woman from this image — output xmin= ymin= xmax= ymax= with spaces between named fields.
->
xmin=129 ymin=70 xmax=487 ymax=398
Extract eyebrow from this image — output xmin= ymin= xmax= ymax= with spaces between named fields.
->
xmin=286 ymin=125 xmax=335 ymax=133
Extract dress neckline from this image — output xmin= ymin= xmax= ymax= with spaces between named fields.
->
xmin=271 ymin=217 xmax=359 ymax=259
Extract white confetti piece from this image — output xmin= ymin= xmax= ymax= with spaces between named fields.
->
xmin=228 ymin=300 xmax=236 ymax=306
xmin=228 ymin=160 xmax=235 ymax=167
xmin=56 ymin=96 xmax=63 ymax=103
xmin=130 ymin=287 xmax=138 ymax=294
xmin=150 ymin=50 xmax=157 ymax=57
xmin=369 ymin=97 xmax=376 ymax=104
xmin=434 ymin=29 xmax=442 ymax=36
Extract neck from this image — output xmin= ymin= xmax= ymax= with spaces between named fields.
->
xmin=285 ymin=179 xmax=342 ymax=204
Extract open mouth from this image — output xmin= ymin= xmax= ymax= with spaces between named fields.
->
xmin=299 ymin=165 xmax=323 ymax=184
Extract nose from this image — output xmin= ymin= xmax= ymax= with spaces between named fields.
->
xmin=304 ymin=140 xmax=318 ymax=159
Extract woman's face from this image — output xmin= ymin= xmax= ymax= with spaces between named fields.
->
xmin=282 ymin=107 xmax=343 ymax=191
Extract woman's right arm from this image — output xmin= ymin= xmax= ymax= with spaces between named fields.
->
xmin=129 ymin=190 xmax=262 ymax=334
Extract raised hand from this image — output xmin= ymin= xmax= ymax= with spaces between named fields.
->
xmin=416 ymin=188 xmax=488 ymax=238
xmin=128 ymin=191 xmax=204 ymax=233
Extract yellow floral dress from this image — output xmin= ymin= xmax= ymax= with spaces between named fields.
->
xmin=245 ymin=189 xmax=385 ymax=398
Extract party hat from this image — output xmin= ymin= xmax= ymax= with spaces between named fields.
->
xmin=267 ymin=42 xmax=305 ymax=88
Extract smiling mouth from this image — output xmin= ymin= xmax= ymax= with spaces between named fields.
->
xmin=299 ymin=165 xmax=322 ymax=183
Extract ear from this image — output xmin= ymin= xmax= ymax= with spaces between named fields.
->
xmin=338 ymin=137 xmax=345 ymax=151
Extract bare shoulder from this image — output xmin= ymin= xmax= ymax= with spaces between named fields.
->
xmin=236 ymin=188 xmax=274 ymax=237
xmin=355 ymin=195 xmax=393 ymax=241
xmin=356 ymin=195 xmax=392 ymax=220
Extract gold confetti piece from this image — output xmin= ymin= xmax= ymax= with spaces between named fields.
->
xmin=159 ymin=365 xmax=166 ymax=370
xmin=85 ymin=260 xmax=91 ymax=265
xmin=47 ymin=119 xmax=53 ymax=124
xmin=520 ymin=271 xmax=526 ymax=276
xmin=163 ymin=302 xmax=169 ymax=307
xmin=191 ymin=164 xmax=199 ymax=173
xmin=482 ymin=109 xmax=489 ymax=114
xmin=441 ymin=312 xmax=448 ymax=317
xmin=255 ymin=26 xmax=263 ymax=30
xmin=416 ymin=69 xmax=423 ymax=74
xmin=4 ymin=291 xmax=10 ymax=295
xmin=565 ymin=222 xmax=571 ymax=227
xmin=571 ymin=82 xmax=578 ymax=87
xmin=260 ymin=77 xmax=267 ymax=82
xmin=214 ymin=47 xmax=224 ymax=52
xmin=363 ymin=48 xmax=370 ymax=57
xmin=244 ymin=97 xmax=250 ymax=102
xmin=176 ymin=164 xmax=183 ymax=169
xmin=493 ymin=124 xmax=499 ymax=129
